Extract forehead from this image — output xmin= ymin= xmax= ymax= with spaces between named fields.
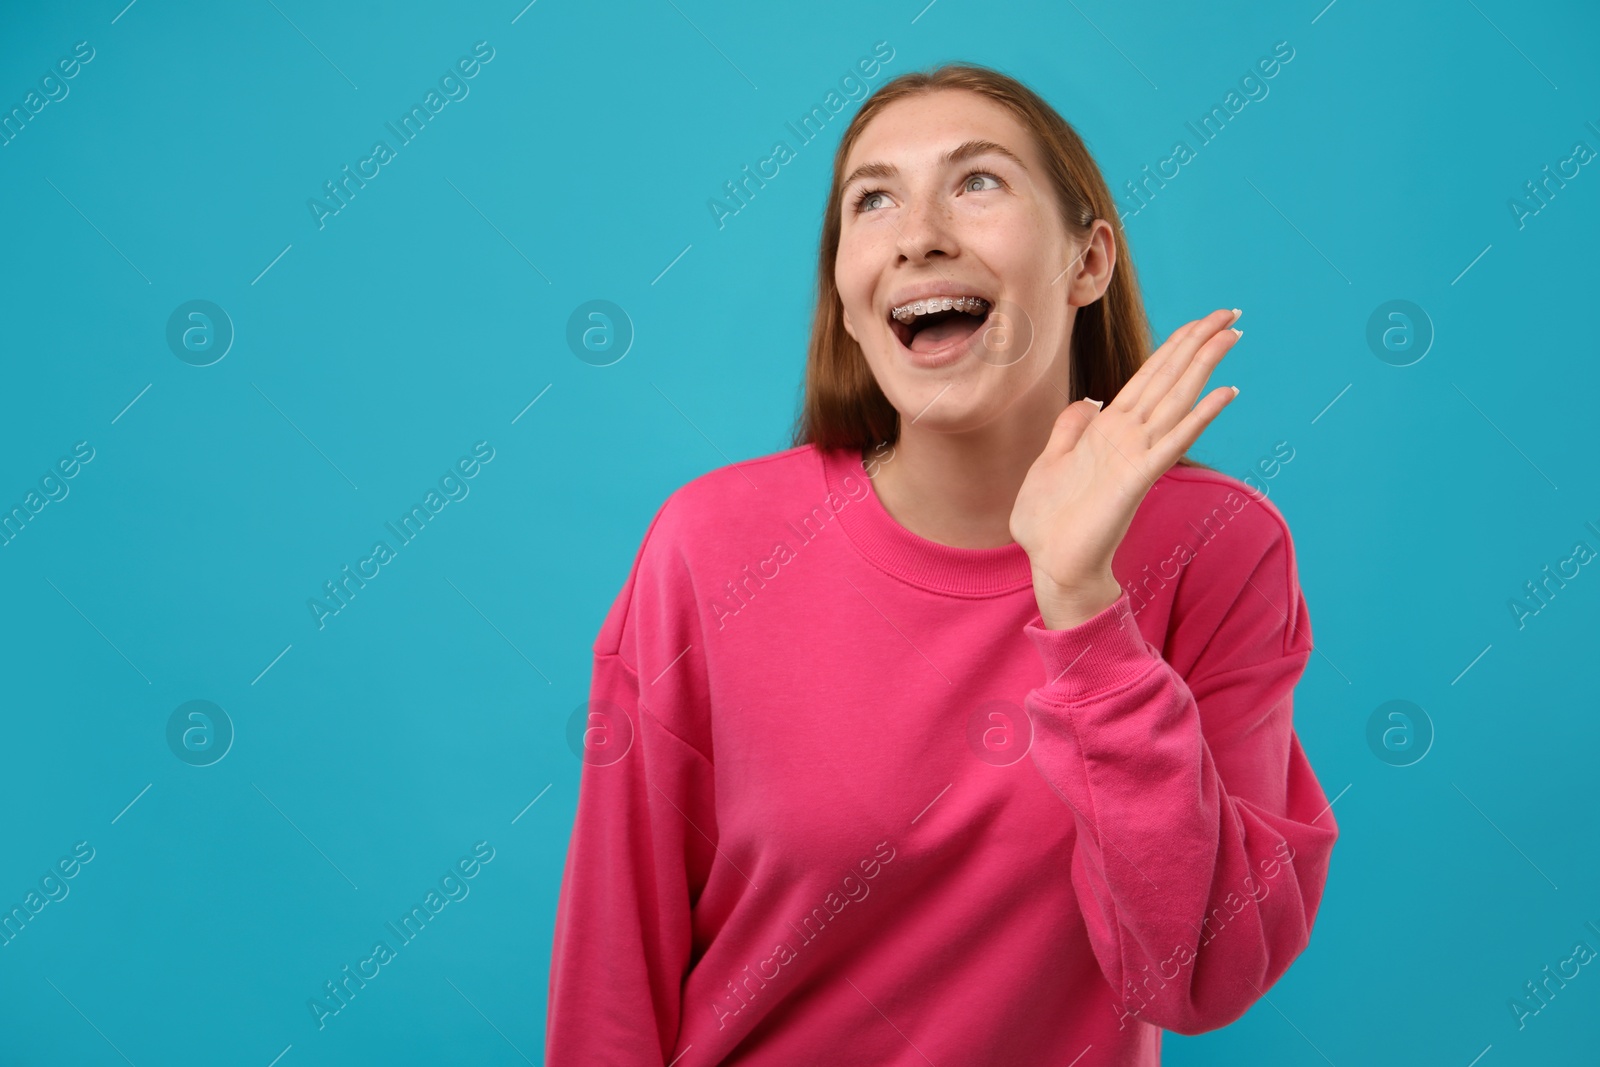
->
xmin=843 ymin=88 xmax=1038 ymax=174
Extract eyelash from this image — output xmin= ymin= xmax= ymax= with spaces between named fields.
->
xmin=850 ymin=170 xmax=1005 ymax=214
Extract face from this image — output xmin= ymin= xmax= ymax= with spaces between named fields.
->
xmin=836 ymin=88 xmax=1115 ymax=437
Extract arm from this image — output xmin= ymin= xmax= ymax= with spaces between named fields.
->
xmin=1020 ymin=511 xmax=1337 ymax=1035
xmin=547 ymin=499 xmax=718 ymax=1064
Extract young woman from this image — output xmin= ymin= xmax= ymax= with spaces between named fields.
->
xmin=547 ymin=64 xmax=1338 ymax=1065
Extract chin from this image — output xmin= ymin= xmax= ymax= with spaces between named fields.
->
xmin=884 ymin=379 xmax=1008 ymax=435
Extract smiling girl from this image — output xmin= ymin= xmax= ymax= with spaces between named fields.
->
xmin=547 ymin=64 xmax=1339 ymax=1066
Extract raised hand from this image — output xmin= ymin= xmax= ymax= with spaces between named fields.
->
xmin=1009 ymin=307 xmax=1244 ymax=630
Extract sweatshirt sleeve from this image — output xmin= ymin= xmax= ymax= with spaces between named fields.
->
xmin=546 ymin=497 xmax=718 ymax=1065
xmin=1020 ymin=493 xmax=1338 ymax=1036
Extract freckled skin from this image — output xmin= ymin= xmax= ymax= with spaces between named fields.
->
xmin=836 ymin=88 xmax=1094 ymax=440
xmin=831 ymin=88 xmax=1120 ymax=557
xmin=833 ymin=88 xmax=1240 ymax=629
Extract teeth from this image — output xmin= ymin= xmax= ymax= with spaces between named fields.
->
xmin=890 ymin=296 xmax=991 ymax=324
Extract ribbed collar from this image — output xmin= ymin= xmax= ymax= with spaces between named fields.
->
xmin=818 ymin=445 xmax=1036 ymax=598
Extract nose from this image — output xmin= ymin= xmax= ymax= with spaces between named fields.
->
xmin=894 ymin=186 xmax=957 ymax=263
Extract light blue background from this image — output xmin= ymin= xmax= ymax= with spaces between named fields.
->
xmin=2 ymin=0 xmax=1596 ymax=1064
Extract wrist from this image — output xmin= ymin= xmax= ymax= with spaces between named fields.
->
xmin=1033 ymin=571 xmax=1123 ymax=631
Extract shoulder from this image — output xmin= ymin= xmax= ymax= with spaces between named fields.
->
xmin=1126 ymin=463 xmax=1308 ymax=669
xmin=651 ymin=442 xmax=824 ymax=543
xmin=1134 ymin=463 xmax=1297 ymax=570
xmin=592 ymin=443 xmax=826 ymax=657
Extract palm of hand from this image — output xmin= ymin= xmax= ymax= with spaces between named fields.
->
xmin=1010 ymin=307 xmax=1244 ymax=628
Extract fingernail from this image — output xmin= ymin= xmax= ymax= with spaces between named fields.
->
xmin=1085 ymin=397 xmax=1103 ymax=410
xmin=1231 ymin=328 xmax=1243 ymax=339
xmin=1229 ymin=308 xmax=1242 ymax=323
xmin=1230 ymin=386 xmax=1240 ymax=397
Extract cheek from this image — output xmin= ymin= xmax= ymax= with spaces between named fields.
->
xmin=835 ymin=230 xmax=877 ymax=285
xmin=981 ymin=218 xmax=1053 ymax=276
xmin=833 ymin=260 xmax=875 ymax=335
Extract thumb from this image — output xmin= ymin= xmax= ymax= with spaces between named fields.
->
xmin=1043 ymin=397 xmax=1103 ymax=457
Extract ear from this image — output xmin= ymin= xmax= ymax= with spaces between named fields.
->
xmin=841 ymin=303 xmax=858 ymax=342
xmin=1065 ymin=219 xmax=1117 ymax=307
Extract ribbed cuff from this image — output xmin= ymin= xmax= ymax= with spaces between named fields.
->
xmin=1022 ymin=591 xmax=1158 ymax=701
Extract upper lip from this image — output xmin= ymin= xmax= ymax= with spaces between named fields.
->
xmin=886 ymin=282 xmax=994 ymax=317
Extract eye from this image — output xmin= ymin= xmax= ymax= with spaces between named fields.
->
xmin=852 ymin=187 xmax=891 ymax=214
xmin=849 ymin=170 xmax=1004 ymax=215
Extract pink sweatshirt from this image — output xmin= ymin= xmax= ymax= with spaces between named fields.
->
xmin=547 ymin=443 xmax=1338 ymax=1065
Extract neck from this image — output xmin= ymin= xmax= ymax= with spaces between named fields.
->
xmin=867 ymin=363 xmax=1071 ymax=550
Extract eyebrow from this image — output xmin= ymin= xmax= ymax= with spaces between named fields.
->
xmin=841 ymin=139 xmax=1029 ymax=192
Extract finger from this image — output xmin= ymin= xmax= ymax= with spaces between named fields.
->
xmin=1151 ymin=384 xmax=1238 ymax=469
xmin=1107 ymin=316 xmax=1204 ymax=413
xmin=1131 ymin=308 xmax=1239 ymax=418
xmin=1042 ymin=397 xmax=1105 ymax=459
xmin=1147 ymin=325 xmax=1242 ymax=438
xmin=1114 ymin=309 xmax=1237 ymax=414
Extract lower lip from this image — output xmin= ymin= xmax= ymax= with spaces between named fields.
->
xmin=893 ymin=309 xmax=995 ymax=369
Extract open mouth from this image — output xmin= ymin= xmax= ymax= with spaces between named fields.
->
xmin=889 ymin=296 xmax=993 ymax=356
